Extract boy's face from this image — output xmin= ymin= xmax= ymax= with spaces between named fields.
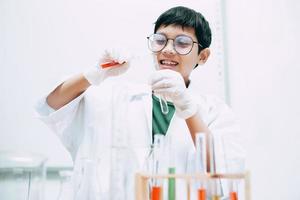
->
xmin=154 ymin=24 xmax=202 ymax=82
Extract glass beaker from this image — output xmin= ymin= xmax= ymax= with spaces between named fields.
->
xmin=56 ymin=170 xmax=74 ymax=200
xmin=0 ymin=151 xmax=47 ymax=200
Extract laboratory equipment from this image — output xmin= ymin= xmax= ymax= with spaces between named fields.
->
xmin=159 ymin=95 xmax=169 ymax=114
xmin=136 ymin=172 xmax=251 ymax=200
xmin=198 ymin=188 xmax=206 ymax=200
xmin=230 ymin=191 xmax=238 ymax=200
xmin=0 ymin=151 xmax=47 ymax=200
xmin=100 ymin=61 xmax=126 ymax=68
xmin=167 ymin=137 xmax=175 ymax=200
xmin=221 ymin=134 xmax=245 ymax=200
xmin=168 ymin=167 xmax=176 ymax=200
xmin=150 ymin=134 xmax=165 ymax=200
xmin=150 ymin=52 xmax=169 ymax=115
xmin=56 ymin=170 xmax=73 ymax=200
xmin=195 ymin=133 xmax=207 ymax=200
xmin=210 ymin=179 xmax=222 ymax=200
xmin=151 ymin=185 xmax=162 ymax=200
xmin=228 ymin=178 xmax=239 ymax=200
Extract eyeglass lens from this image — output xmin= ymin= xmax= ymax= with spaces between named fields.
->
xmin=148 ymin=34 xmax=194 ymax=55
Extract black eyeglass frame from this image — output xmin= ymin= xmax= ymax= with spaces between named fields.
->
xmin=147 ymin=33 xmax=203 ymax=55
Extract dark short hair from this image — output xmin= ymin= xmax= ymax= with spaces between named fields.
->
xmin=154 ymin=6 xmax=212 ymax=53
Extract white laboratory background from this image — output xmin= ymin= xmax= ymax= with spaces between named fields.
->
xmin=1 ymin=0 xmax=300 ymax=199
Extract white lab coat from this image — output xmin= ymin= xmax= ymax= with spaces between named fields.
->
xmin=35 ymin=78 xmax=245 ymax=200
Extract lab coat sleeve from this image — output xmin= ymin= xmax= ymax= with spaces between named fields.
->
xmin=35 ymin=92 xmax=86 ymax=160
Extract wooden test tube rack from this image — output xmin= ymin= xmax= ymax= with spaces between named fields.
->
xmin=135 ymin=172 xmax=251 ymax=200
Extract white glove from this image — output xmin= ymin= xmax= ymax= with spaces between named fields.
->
xmin=150 ymin=69 xmax=198 ymax=119
xmin=83 ymin=48 xmax=131 ymax=85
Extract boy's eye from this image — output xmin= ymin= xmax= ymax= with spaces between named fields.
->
xmin=175 ymin=36 xmax=193 ymax=47
xmin=155 ymin=39 xmax=166 ymax=45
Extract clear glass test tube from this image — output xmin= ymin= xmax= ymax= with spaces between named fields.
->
xmin=151 ymin=134 xmax=165 ymax=200
xmin=210 ymin=178 xmax=222 ymax=200
xmin=195 ymin=133 xmax=207 ymax=200
xmin=167 ymin=137 xmax=176 ymax=200
xmin=221 ymin=135 xmax=244 ymax=200
xmin=229 ymin=178 xmax=239 ymax=200
xmin=159 ymin=95 xmax=169 ymax=115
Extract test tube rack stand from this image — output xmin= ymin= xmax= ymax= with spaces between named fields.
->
xmin=135 ymin=171 xmax=251 ymax=200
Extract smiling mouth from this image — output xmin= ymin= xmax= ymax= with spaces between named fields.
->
xmin=159 ymin=60 xmax=179 ymax=69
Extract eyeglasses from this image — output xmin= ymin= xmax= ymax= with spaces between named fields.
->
xmin=147 ymin=33 xmax=203 ymax=55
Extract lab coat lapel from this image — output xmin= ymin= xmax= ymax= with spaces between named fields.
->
xmin=141 ymin=88 xmax=152 ymax=142
xmin=127 ymin=84 xmax=152 ymax=145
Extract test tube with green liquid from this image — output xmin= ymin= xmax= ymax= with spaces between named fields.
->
xmin=167 ymin=137 xmax=175 ymax=200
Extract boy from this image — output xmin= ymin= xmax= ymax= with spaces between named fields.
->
xmin=36 ymin=6 xmax=244 ymax=199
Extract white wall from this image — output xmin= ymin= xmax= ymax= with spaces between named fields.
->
xmin=225 ymin=0 xmax=300 ymax=199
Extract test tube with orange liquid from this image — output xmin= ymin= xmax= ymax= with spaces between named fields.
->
xmin=228 ymin=180 xmax=239 ymax=200
xmin=195 ymin=133 xmax=207 ymax=200
xmin=100 ymin=61 xmax=126 ymax=68
xmin=150 ymin=134 xmax=165 ymax=200
xmin=151 ymin=185 xmax=163 ymax=200
xmin=230 ymin=191 xmax=238 ymax=200
xmin=197 ymin=188 xmax=206 ymax=200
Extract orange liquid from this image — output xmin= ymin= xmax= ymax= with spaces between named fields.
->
xmin=198 ymin=188 xmax=206 ymax=200
xmin=230 ymin=191 xmax=238 ymax=200
xmin=151 ymin=186 xmax=162 ymax=200
xmin=100 ymin=61 xmax=120 ymax=68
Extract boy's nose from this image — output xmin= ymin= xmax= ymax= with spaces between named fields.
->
xmin=162 ymin=40 xmax=176 ymax=55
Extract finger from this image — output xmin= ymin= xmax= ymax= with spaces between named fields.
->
xmin=149 ymin=70 xmax=173 ymax=85
xmin=149 ymin=71 xmax=163 ymax=85
xmin=151 ymin=79 xmax=173 ymax=90
xmin=117 ymin=54 xmax=131 ymax=64
xmin=152 ymin=88 xmax=173 ymax=96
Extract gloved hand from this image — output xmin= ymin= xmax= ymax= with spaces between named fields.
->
xmin=83 ymin=48 xmax=131 ymax=85
xmin=150 ymin=69 xmax=198 ymax=119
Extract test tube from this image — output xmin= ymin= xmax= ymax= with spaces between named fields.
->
xmin=221 ymin=135 xmax=242 ymax=200
xmin=198 ymin=188 xmax=206 ymax=200
xmin=210 ymin=178 xmax=222 ymax=200
xmin=167 ymin=137 xmax=176 ymax=200
xmin=151 ymin=57 xmax=169 ymax=115
xmin=211 ymin=196 xmax=221 ymax=200
xmin=230 ymin=191 xmax=238 ymax=200
xmin=151 ymin=134 xmax=165 ymax=200
xmin=207 ymin=132 xmax=224 ymax=200
xmin=195 ymin=133 xmax=207 ymax=200
xmin=158 ymin=95 xmax=169 ymax=115
xmin=151 ymin=186 xmax=162 ymax=200
xmin=228 ymin=178 xmax=239 ymax=200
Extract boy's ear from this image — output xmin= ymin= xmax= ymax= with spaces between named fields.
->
xmin=198 ymin=48 xmax=210 ymax=65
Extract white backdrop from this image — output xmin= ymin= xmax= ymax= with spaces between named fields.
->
xmin=0 ymin=0 xmax=226 ymax=167
xmin=225 ymin=0 xmax=300 ymax=199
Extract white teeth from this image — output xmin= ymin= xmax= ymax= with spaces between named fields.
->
xmin=161 ymin=60 xmax=178 ymax=65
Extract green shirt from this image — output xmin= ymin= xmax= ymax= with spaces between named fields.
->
xmin=152 ymin=95 xmax=175 ymax=141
